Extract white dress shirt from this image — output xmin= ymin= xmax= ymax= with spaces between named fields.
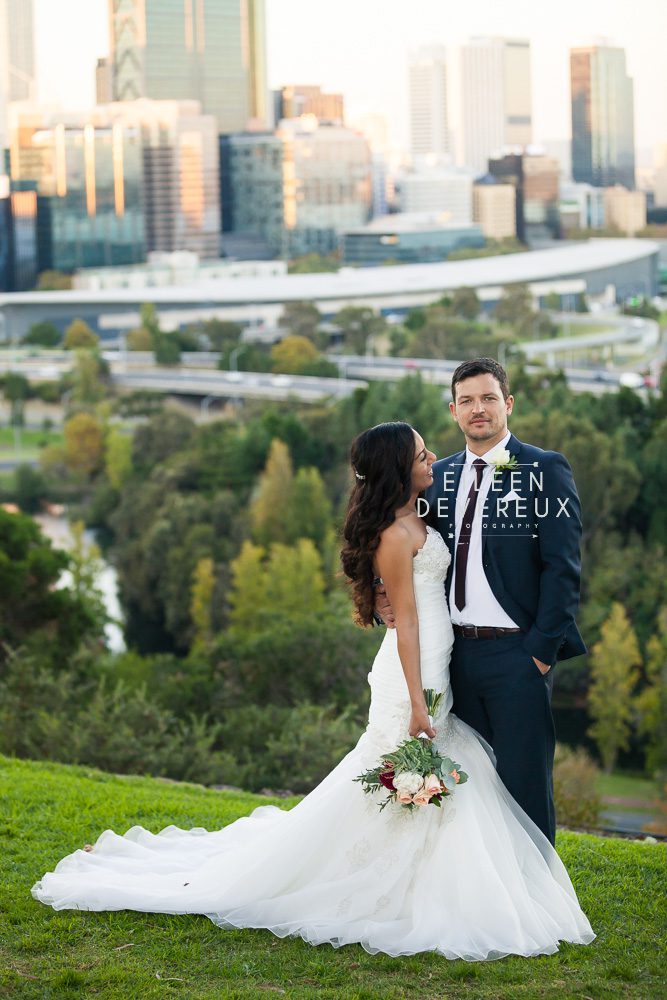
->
xmin=449 ymin=430 xmax=519 ymax=627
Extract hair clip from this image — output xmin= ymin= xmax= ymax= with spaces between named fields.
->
xmin=354 ymin=470 xmax=366 ymax=481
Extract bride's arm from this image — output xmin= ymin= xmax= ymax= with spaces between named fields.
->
xmin=375 ymin=527 xmax=436 ymax=739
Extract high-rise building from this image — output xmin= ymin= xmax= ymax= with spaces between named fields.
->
xmin=408 ymin=46 xmax=451 ymax=162
xmin=654 ymin=144 xmax=667 ymax=208
xmin=10 ymin=100 xmax=220 ymax=269
xmin=96 ymin=57 xmax=113 ymax=104
xmin=0 ymin=174 xmax=38 ymax=290
xmin=458 ymin=37 xmax=532 ymax=174
xmin=109 ymin=0 xmax=268 ymax=133
xmin=559 ymin=181 xmax=606 ymax=234
xmin=220 ymin=120 xmax=372 ymax=258
xmin=275 ymin=85 xmax=344 ymax=123
xmin=110 ymin=100 xmax=220 ymax=258
xmin=488 ymin=151 xmax=559 ymax=243
xmin=10 ymin=108 xmax=146 ymax=272
xmin=397 ymin=169 xmax=472 ymax=225
xmin=472 ymin=177 xmax=516 ymax=240
xmin=603 ymin=185 xmax=646 ymax=235
xmin=570 ymin=45 xmax=636 ymax=190
xmin=0 ymin=0 xmax=36 ymax=155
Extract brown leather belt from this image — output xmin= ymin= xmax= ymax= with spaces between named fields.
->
xmin=453 ymin=624 xmax=523 ymax=639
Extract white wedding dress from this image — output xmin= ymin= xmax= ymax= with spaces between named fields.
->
xmin=32 ymin=526 xmax=595 ymax=961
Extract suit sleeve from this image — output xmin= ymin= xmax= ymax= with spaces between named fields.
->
xmin=523 ymin=451 xmax=583 ymax=665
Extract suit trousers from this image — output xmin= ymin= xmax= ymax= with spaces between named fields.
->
xmin=449 ymin=632 xmax=557 ymax=845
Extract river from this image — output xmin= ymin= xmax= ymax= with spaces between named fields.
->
xmin=34 ymin=513 xmax=126 ymax=653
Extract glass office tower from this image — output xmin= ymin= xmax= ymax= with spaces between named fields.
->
xmin=571 ymin=45 xmax=636 ymax=190
xmin=110 ymin=0 xmax=268 ymax=133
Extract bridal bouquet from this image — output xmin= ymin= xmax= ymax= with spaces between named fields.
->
xmin=354 ymin=689 xmax=469 ymax=812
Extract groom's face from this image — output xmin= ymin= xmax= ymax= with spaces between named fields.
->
xmin=449 ymin=374 xmax=514 ymax=444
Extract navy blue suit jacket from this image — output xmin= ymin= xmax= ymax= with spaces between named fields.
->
xmin=423 ymin=433 xmax=586 ymax=665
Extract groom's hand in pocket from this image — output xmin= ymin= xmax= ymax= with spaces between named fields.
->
xmin=373 ymin=581 xmax=396 ymax=628
xmin=533 ymin=656 xmax=551 ymax=675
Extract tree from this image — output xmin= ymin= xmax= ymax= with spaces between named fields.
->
xmin=71 ymin=349 xmax=108 ymax=403
xmin=66 ymin=520 xmax=108 ymax=635
xmin=190 ymin=556 xmax=216 ymax=651
xmin=270 ymin=335 xmax=319 ymax=374
xmin=228 ymin=541 xmax=269 ymax=633
xmin=105 ymin=426 xmax=133 ymax=490
xmin=0 ymin=508 xmax=99 ymax=666
xmin=335 ymin=306 xmax=387 ymax=354
xmin=14 ymin=464 xmax=48 ymax=513
xmin=126 ymin=328 xmax=153 ymax=351
xmin=64 ymin=319 xmax=99 ymax=350
xmin=288 ymin=253 xmax=339 ymax=274
xmin=279 ymin=301 xmax=321 ymax=342
xmin=140 ymin=303 xmax=181 ymax=365
xmin=448 ymin=286 xmax=481 ymax=321
xmin=64 ymin=412 xmax=105 ymax=477
xmin=22 ymin=322 xmax=61 ymax=347
xmin=587 ymin=602 xmax=641 ymax=772
xmin=266 ymin=539 xmax=325 ymax=617
xmin=634 ymin=607 xmax=667 ymax=779
xmin=284 ymin=466 xmax=333 ymax=553
xmin=201 ymin=319 xmax=242 ymax=352
xmin=493 ymin=283 xmax=533 ymax=326
xmin=36 ymin=270 xmax=72 ymax=291
xmin=250 ymin=438 xmax=294 ymax=546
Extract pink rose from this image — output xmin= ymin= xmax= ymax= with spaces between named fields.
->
xmin=424 ymin=774 xmax=442 ymax=797
xmin=396 ymin=791 xmax=414 ymax=805
xmin=412 ymin=789 xmax=432 ymax=807
xmin=450 ymin=769 xmax=461 ymax=784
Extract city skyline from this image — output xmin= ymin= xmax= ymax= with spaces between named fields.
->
xmin=30 ymin=0 xmax=666 ymax=160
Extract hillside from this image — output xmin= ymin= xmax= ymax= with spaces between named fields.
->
xmin=1 ymin=755 xmax=665 ymax=999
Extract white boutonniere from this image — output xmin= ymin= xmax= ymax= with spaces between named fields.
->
xmin=488 ymin=446 xmax=518 ymax=476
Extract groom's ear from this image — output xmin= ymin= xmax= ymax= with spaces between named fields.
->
xmin=505 ymin=394 xmax=514 ymax=415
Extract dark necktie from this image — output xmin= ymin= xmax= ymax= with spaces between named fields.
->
xmin=454 ymin=458 xmax=486 ymax=612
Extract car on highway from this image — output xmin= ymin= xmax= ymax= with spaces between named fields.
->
xmin=618 ymin=372 xmax=644 ymax=389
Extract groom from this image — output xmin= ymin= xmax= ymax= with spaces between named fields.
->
xmin=377 ymin=357 xmax=586 ymax=845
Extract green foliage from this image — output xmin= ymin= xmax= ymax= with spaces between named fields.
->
xmin=199 ymin=318 xmax=242 ymax=352
xmin=14 ymin=463 xmax=48 ymax=513
xmin=71 ymin=348 xmax=109 ymax=403
xmin=0 ymin=509 xmax=99 ymax=667
xmin=588 ymin=603 xmax=642 ymax=772
xmin=35 ymin=269 xmax=72 ymax=290
xmin=288 ymin=252 xmax=340 ymax=274
xmin=334 ymin=305 xmax=387 ymax=354
xmin=493 ymin=283 xmax=533 ymax=326
xmin=634 ymin=607 xmax=667 ymax=779
xmin=553 ymin=743 xmax=602 ymax=828
xmin=104 ymin=425 xmax=133 ymax=490
xmin=2 ymin=371 xmax=30 ymax=402
xmin=63 ymin=319 xmax=99 ymax=349
xmin=63 ymin=411 xmax=105 ymax=478
xmin=447 ymin=286 xmax=481 ymax=321
xmin=190 ymin=556 xmax=216 ymax=652
xmin=279 ymin=300 xmax=321 ymax=342
xmin=22 ymin=321 xmax=61 ymax=347
xmin=270 ymin=334 xmax=319 ymax=373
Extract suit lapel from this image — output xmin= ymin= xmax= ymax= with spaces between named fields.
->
xmin=482 ymin=433 xmax=522 ymax=554
xmin=438 ymin=451 xmax=465 ymax=557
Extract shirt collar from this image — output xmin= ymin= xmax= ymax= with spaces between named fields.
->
xmin=465 ymin=430 xmax=511 ymax=468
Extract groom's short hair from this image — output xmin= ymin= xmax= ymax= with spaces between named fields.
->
xmin=451 ymin=358 xmax=510 ymax=401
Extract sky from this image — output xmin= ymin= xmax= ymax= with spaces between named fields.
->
xmin=33 ymin=0 xmax=667 ymax=161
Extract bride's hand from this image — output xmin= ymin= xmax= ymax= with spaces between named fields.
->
xmin=409 ymin=704 xmax=436 ymax=739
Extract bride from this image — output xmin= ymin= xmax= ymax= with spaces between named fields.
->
xmin=32 ymin=421 xmax=595 ymax=961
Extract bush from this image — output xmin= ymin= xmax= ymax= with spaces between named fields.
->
xmin=215 ymin=702 xmax=360 ymax=793
xmin=553 ymin=743 xmax=602 ymax=829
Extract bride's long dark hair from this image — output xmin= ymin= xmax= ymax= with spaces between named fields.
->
xmin=341 ymin=421 xmax=417 ymax=626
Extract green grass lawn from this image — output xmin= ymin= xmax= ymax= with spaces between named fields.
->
xmin=595 ymin=772 xmax=660 ymax=804
xmin=1 ymin=755 xmax=665 ymax=1000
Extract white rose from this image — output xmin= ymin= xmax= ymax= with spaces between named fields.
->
xmin=394 ymin=771 xmax=424 ymax=795
xmin=489 ymin=447 xmax=510 ymax=466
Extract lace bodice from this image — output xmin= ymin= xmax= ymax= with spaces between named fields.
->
xmin=413 ymin=525 xmax=451 ymax=583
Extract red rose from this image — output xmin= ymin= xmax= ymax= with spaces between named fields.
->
xmin=379 ymin=769 xmax=396 ymax=791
